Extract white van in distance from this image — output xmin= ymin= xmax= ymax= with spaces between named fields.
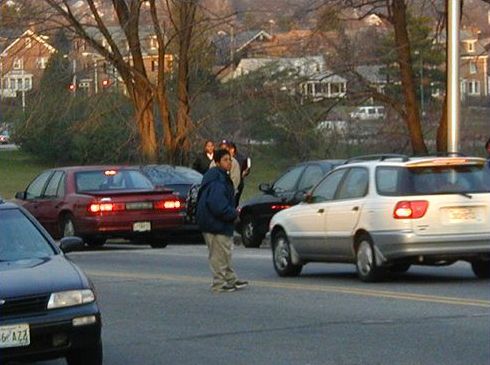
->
xmin=349 ymin=106 xmax=385 ymax=120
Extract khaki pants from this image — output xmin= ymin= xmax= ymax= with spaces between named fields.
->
xmin=202 ymin=232 xmax=237 ymax=290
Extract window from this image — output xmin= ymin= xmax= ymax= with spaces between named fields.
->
xmin=26 ymin=171 xmax=53 ymax=199
xmin=13 ymin=58 xmax=23 ymax=70
xmin=467 ymin=41 xmax=475 ymax=52
xmin=75 ymin=170 xmax=153 ymax=192
xmin=467 ymin=80 xmax=481 ymax=95
xmin=24 ymin=77 xmax=31 ymax=90
xmin=151 ymin=60 xmax=158 ymax=72
xmin=297 ymin=165 xmax=324 ymax=192
xmin=469 ymin=61 xmax=477 ymax=74
xmin=26 ymin=37 xmax=32 ymax=48
xmin=0 ymin=210 xmax=56 ymax=262
xmin=44 ymin=171 xmax=65 ymax=198
xmin=37 ymin=57 xmax=48 ymax=69
xmin=337 ymin=168 xmax=369 ymax=199
xmin=273 ymin=166 xmax=305 ymax=193
xmin=310 ymin=169 xmax=346 ymax=203
xmin=150 ymin=36 xmax=158 ymax=49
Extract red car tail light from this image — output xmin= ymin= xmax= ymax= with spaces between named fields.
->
xmin=88 ymin=202 xmax=125 ymax=214
xmin=154 ymin=199 xmax=182 ymax=210
xmin=271 ymin=205 xmax=290 ymax=210
xmin=393 ymin=201 xmax=428 ymax=219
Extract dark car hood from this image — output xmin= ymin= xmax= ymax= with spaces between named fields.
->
xmin=0 ymin=255 xmax=85 ymax=298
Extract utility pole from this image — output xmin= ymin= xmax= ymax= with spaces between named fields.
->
xmin=447 ymin=0 xmax=460 ymax=154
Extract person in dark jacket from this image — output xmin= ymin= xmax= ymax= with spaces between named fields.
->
xmin=196 ymin=149 xmax=248 ymax=293
xmin=192 ymin=140 xmax=215 ymax=174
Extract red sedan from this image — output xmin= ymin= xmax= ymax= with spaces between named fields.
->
xmin=14 ymin=166 xmax=186 ymax=248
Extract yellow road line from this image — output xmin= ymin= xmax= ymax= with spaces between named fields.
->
xmin=88 ymin=270 xmax=490 ymax=308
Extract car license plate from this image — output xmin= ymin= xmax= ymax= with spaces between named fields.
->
xmin=447 ymin=207 xmax=477 ymax=223
xmin=0 ymin=323 xmax=30 ymax=348
xmin=126 ymin=202 xmax=153 ymax=210
xmin=133 ymin=221 xmax=151 ymax=232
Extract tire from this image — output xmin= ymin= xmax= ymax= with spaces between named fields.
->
xmin=272 ymin=231 xmax=302 ymax=277
xmin=389 ymin=263 xmax=411 ymax=274
xmin=85 ymin=236 xmax=106 ymax=248
xmin=149 ymin=236 xmax=168 ymax=249
xmin=241 ymin=214 xmax=264 ymax=248
xmin=355 ymin=236 xmax=384 ymax=282
xmin=61 ymin=214 xmax=77 ymax=238
xmin=471 ymin=260 xmax=490 ymax=279
xmin=66 ymin=340 xmax=103 ymax=365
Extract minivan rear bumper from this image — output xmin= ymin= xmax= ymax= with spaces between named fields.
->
xmin=371 ymin=230 xmax=490 ymax=261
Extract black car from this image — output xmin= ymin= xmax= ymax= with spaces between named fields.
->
xmin=237 ymin=159 xmax=344 ymax=248
xmin=0 ymin=198 xmax=102 ymax=364
xmin=140 ymin=164 xmax=203 ymax=238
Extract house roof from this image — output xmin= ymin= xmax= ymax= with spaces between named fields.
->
xmin=355 ymin=65 xmax=388 ymax=84
xmin=236 ymin=55 xmax=325 ymax=77
xmin=0 ymin=29 xmax=56 ymax=57
xmin=308 ymin=72 xmax=347 ymax=83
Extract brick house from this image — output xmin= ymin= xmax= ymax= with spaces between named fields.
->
xmin=460 ymin=30 xmax=488 ymax=98
xmin=0 ymin=29 xmax=56 ymax=98
xmin=72 ymin=26 xmax=174 ymax=95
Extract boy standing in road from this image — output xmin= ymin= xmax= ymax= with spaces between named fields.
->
xmin=196 ymin=149 xmax=248 ymax=293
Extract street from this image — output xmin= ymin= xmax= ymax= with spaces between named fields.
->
xmin=37 ymin=243 xmax=490 ymax=365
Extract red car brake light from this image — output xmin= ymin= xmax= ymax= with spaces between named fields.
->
xmin=88 ymin=202 xmax=125 ymax=214
xmin=271 ymin=205 xmax=290 ymax=210
xmin=393 ymin=200 xmax=428 ymax=219
xmin=154 ymin=199 xmax=182 ymax=210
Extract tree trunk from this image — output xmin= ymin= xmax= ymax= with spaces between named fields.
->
xmin=133 ymin=90 xmax=158 ymax=163
xmin=392 ymin=0 xmax=428 ymax=155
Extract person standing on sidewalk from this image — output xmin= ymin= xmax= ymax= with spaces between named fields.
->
xmin=196 ymin=148 xmax=248 ymax=293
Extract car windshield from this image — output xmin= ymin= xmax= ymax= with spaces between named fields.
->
xmin=76 ymin=169 xmax=154 ymax=192
xmin=0 ymin=209 xmax=56 ymax=262
xmin=376 ymin=165 xmax=490 ymax=196
xmin=144 ymin=166 xmax=203 ymax=185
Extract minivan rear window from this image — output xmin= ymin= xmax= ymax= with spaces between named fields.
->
xmin=376 ymin=165 xmax=490 ymax=196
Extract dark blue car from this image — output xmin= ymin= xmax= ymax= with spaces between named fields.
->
xmin=0 ymin=199 xmax=102 ymax=364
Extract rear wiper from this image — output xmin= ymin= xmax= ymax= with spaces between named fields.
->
xmin=426 ymin=191 xmax=472 ymax=199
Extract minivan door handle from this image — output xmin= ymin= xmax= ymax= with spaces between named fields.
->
xmin=317 ymin=208 xmax=325 ymax=214
xmin=352 ymin=206 xmax=359 ymax=211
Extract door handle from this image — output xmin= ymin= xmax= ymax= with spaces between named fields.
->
xmin=352 ymin=206 xmax=359 ymax=211
xmin=317 ymin=208 xmax=325 ymax=214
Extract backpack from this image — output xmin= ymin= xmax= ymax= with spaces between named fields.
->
xmin=185 ymin=183 xmax=201 ymax=224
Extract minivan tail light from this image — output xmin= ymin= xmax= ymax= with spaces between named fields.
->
xmin=393 ymin=201 xmax=428 ymax=219
xmin=154 ymin=199 xmax=182 ymax=210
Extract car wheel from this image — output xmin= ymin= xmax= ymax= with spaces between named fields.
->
xmin=241 ymin=214 xmax=264 ymax=248
xmin=85 ymin=236 xmax=106 ymax=247
xmin=389 ymin=263 xmax=411 ymax=274
xmin=149 ymin=236 xmax=168 ymax=249
xmin=355 ymin=236 xmax=384 ymax=282
xmin=272 ymin=231 xmax=302 ymax=277
xmin=66 ymin=339 xmax=103 ymax=365
xmin=471 ymin=260 xmax=490 ymax=279
xmin=61 ymin=214 xmax=77 ymax=237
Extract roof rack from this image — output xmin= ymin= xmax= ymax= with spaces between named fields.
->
xmin=345 ymin=154 xmax=410 ymax=164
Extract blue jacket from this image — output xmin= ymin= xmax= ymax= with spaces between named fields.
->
xmin=196 ymin=167 xmax=237 ymax=236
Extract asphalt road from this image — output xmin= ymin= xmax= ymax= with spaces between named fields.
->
xmin=37 ymin=243 xmax=490 ymax=365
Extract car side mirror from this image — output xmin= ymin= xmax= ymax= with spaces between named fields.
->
xmin=304 ymin=193 xmax=313 ymax=204
xmin=259 ymin=183 xmax=272 ymax=193
xmin=59 ymin=236 xmax=84 ymax=253
xmin=15 ymin=191 xmax=26 ymax=200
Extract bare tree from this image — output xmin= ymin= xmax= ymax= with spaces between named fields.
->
xmin=41 ymin=0 xmax=204 ymax=164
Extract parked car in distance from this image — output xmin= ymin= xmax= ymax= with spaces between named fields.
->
xmin=269 ymin=154 xmax=490 ymax=282
xmin=0 ymin=198 xmax=102 ymax=364
xmin=14 ymin=166 xmax=186 ymax=248
xmin=237 ymin=159 xmax=344 ymax=248
xmin=0 ymin=130 xmax=10 ymax=144
xmin=140 ymin=164 xmax=203 ymax=230
xmin=349 ymin=106 xmax=384 ymax=120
